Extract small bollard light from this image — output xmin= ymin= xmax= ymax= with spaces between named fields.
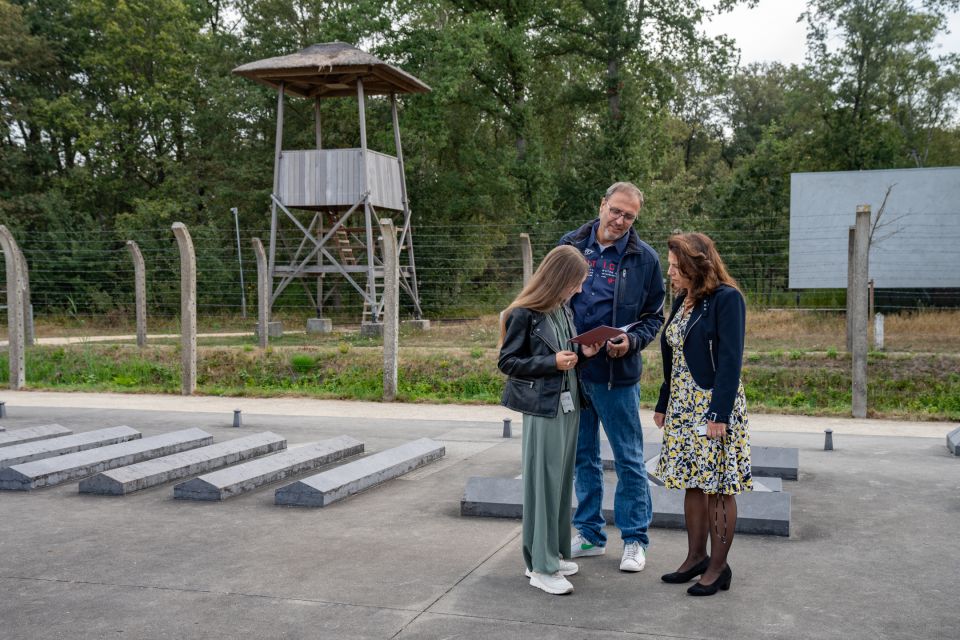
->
xmin=0 ymin=401 xmax=6 ymax=418
xmin=502 ymin=418 xmax=512 ymax=438
xmin=233 ymin=409 xmax=242 ymax=428
xmin=824 ymin=428 xmax=834 ymax=451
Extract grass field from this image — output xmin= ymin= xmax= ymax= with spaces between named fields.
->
xmin=2 ymin=310 xmax=958 ymax=420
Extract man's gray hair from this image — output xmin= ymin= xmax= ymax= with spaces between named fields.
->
xmin=604 ymin=181 xmax=644 ymax=208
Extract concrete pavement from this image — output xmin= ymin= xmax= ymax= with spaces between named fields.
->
xmin=0 ymin=392 xmax=956 ymax=639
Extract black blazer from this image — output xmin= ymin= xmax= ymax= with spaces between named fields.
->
xmin=498 ymin=306 xmax=582 ymax=418
xmin=655 ymin=285 xmax=746 ymax=424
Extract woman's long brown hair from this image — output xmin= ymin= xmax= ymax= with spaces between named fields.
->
xmin=499 ymin=245 xmax=589 ymax=342
xmin=667 ymin=232 xmax=740 ymax=305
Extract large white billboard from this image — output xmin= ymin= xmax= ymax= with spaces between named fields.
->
xmin=789 ymin=167 xmax=960 ymax=289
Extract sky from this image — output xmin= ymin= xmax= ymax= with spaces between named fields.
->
xmin=702 ymin=0 xmax=960 ymax=66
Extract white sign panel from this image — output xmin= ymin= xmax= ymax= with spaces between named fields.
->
xmin=789 ymin=167 xmax=960 ymax=288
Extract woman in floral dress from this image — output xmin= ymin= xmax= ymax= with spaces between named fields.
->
xmin=653 ymin=232 xmax=751 ymax=596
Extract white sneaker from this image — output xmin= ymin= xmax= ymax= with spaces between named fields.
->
xmin=619 ymin=541 xmax=646 ymax=572
xmin=525 ymin=558 xmax=579 ymax=578
xmin=570 ymin=532 xmax=605 ymax=558
xmin=528 ymin=571 xmax=574 ymax=595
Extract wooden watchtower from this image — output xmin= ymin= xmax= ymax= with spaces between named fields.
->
xmin=233 ymin=43 xmax=430 ymax=327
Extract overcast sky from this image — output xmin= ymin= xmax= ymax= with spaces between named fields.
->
xmin=702 ymin=0 xmax=960 ymax=66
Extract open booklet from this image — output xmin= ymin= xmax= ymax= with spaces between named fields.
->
xmin=568 ymin=320 xmax=644 ymax=346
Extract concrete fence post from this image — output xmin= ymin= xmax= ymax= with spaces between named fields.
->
xmin=380 ymin=219 xmax=399 ymax=402
xmin=851 ymin=206 xmax=870 ymax=419
xmin=251 ymin=238 xmax=269 ymax=349
xmin=126 ymin=241 xmax=147 ymax=347
xmin=172 ymin=223 xmax=197 ymax=395
xmin=0 ymin=225 xmax=25 ymax=389
xmin=874 ymin=313 xmax=885 ymax=351
xmin=846 ymin=226 xmax=855 ymax=352
xmin=17 ymin=247 xmax=33 ymax=346
xmin=520 ymin=233 xmax=533 ymax=287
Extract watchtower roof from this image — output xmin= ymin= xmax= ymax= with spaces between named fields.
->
xmin=232 ymin=42 xmax=431 ymax=98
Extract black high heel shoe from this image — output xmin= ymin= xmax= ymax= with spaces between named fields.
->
xmin=687 ymin=564 xmax=732 ymax=596
xmin=661 ymin=556 xmax=710 ymax=584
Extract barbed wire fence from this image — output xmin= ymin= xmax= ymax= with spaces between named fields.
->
xmin=1 ymin=220 xmax=959 ymax=334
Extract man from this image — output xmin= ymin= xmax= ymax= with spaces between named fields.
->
xmin=559 ymin=181 xmax=665 ymax=572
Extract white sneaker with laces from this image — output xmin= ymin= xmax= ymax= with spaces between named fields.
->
xmin=525 ymin=558 xmax=579 ymax=578
xmin=570 ymin=532 xmax=605 ymax=558
xmin=528 ymin=571 xmax=574 ymax=595
xmin=619 ymin=541 xmax=646 ymax=572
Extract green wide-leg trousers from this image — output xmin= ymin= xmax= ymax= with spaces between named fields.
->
xmin=522 ymin=405 xmax=580 ymax=574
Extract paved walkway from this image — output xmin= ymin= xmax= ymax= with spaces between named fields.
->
xmin=1 ymin=389 xmax=951 ymax=438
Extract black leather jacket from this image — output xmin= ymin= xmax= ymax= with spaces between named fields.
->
xmin=498 ymin=306 xmax=585 ymax=418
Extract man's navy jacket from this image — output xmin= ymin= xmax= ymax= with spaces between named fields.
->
xmin=560 ymin=221 xmax=665 ymax=387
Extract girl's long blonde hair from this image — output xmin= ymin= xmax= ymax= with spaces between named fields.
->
xmin=499 ymin=245 xmax=589 ymax=342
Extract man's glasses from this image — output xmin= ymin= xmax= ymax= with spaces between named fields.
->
xmin=606 ymin=205 xmax=637 ymax=224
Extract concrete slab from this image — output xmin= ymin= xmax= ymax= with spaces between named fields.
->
xmin=461 ymin=477 xmax=790 ymax=536
xmin=603 ymin=442 xmax=799 ymax=479
xmin=0 ymin=428 xmax=212 ymax=490
xmin=173 ymin=435 xmax=364 ymax=501
xmin=275 ymin=438 xmax=445 ymax=507
xmin=753 ymin=476 xmax=783 ymax=492
xmin=645 ymin=454 xmax=664 ymax=486
xmin=751 ymin=446 xmax=800 ymax=479
xmin=78 ymin=432 xmax=287 ymax=495
xmin=0 ymin=426 xmax=140 ymax=468
xmin=0 ymin=404 xmax=956 ymax=640
xmin=947 ymin=426 xmax=960 ymax=455
xmin=0 ymin=423 xmax=72 ymax=448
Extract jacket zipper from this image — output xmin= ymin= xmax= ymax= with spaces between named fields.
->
xmin=608 ymin=269 xmax=628 ymax=389
xmin=708 ymin=339 xmax=716 ymax=371
xmin=514 ymin=377 xmax=535 ymax=387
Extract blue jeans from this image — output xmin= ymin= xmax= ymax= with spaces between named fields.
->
xmin=573 ymin=381 xmax=652 ymax=548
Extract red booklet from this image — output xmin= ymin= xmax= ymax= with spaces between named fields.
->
xmin=569 ymin=321 xmax=643 ymax=346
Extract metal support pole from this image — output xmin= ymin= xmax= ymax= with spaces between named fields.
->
xmin=502 ymin=418 xmax=512 ymax=438
xmin=851 ymin=206 xmax=870 ymax=418
xmin=824 ymin=429 xmax=834 ymax=451
xmin=172 ymin=223 xmax=197 ymax=396
xmin=232 ymin=207 xmax=247 ymax=319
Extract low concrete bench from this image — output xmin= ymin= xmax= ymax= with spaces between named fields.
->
xmin=0 ymin=424 xmax=72 ymax=449
xmin=0 ymin=426 xmax=140 ymax=468
xmin=603 ymin=442 xmax=799 ymax=480
xmin=79 ymin=432 xmax=287 ymax=495
xmin=0 ymin=428 xmax=213 ymax=491
xmin=275 ymin=438 xmax=445 ymax=507
xmin=174 ymin=435 xmax=364 ymax=501
xmin=460 ymin=476 xmax=791 ymax=536
xmin=947 ymin=426 xmax=960 ymax=456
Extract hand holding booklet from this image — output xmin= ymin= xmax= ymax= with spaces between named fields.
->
xmin=568 ymin=321 xmax=644 ymax=346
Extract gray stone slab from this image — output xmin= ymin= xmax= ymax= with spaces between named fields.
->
xmin=0 ymin=428 xmax=212 ymax=491
xmin=600 ymin=440 xmax=660 ymax=470
xmin=79 ymin=432 xmax=288 ymax=495
xmin=173 ymin=435 xmax=364 ymax=501
xmin=752 ymin=476 xmax=783 ymax=492
xmin=648 ymin=485 xmax=791 ymax=536
xmin=0 ymin=426 xmax=140 ymax=468
xmin=460 ymin=476 xmax=791 ymax=536
xmin=275 ymin=438 xmax=445 ymax=507
xmin=947 ymin=426 xmax=960 ymax=455
xmin=751 ymin=446 xmax=800 ymax=479
xmin=645 ymin=454 xmax=664 ymax=486
xmin=602 ymin=442 xmax=799 ymax=479
xmin=0 ymin=424 xmax=72 ymax=448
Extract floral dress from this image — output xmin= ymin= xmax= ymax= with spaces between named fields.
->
xmin=655 ymin=309 xmax=752 ymax=495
